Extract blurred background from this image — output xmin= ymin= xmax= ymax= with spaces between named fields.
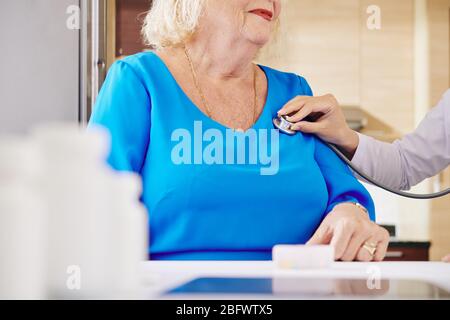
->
xmin=0 ymin=0 xmax=449 ymax=261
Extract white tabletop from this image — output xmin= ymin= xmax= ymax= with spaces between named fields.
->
xmin=139 ymin=261 xmax=450 ymax=300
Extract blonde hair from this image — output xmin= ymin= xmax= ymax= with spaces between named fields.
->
xmin=141 ymin=0 xmax=205 ymax=49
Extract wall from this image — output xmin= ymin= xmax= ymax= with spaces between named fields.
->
xmin=360 ymin=0 xmax=415 ymax=135
xmin=428 ymin=0 xmax=450 ymax=105
xmin=0 ymin=0 xmax=80 ymax=134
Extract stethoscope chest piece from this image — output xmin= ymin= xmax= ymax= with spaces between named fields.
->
xmin=273 ymin=115 xmax=297 ymax=136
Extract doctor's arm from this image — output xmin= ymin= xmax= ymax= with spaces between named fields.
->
xmin=278 ymin=90 xmax=450 ymax=191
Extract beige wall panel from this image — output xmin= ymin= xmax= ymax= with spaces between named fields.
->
xmin=428 ymin=0 xmax=450 ymax=105
xmin=360 ymin=0 xmax=415 ymax=134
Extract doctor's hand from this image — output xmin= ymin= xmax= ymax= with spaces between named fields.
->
xmin=307 ymin=203 xmax=390 ymax=262
xmin=277 ymin=94 xmax=360 ymax=158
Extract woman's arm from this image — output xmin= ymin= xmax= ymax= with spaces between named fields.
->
xmin=309 ymin=139 xmax=390 ymax=262
xmin=88 ymin=60 xmax=151 ymax=173
xmin=314 ymin=138 xmax=375 ymax=220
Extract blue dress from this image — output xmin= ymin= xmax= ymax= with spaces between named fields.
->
xmin=89 ymin=52 xmax=375 ymax=261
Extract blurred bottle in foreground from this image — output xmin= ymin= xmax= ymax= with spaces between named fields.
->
xmin=0 ymin=136 xmax=46 ymax=299
xmin=0 ymin=124 xmax=148 ymax=299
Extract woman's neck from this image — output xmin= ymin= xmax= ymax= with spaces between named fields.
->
xmin=171 ymin=34 xmax=260 ymax=81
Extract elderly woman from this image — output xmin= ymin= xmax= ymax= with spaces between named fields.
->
xmin=89 ymin=0 xmax=389 ymax=261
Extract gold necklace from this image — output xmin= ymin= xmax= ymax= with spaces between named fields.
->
xmin=184 ymin=46 xmax=258 ymax=130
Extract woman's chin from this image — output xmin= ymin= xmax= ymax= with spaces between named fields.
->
xmin=252 ymin=37 xmax=272 ymax=48
xmin=243 ymin=33 xmax=272 ymax=47
xmin=241 ymin=24 xmax=273 ymax=46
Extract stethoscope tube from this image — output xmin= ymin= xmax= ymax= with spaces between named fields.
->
xmin=273 ymin=116 xmax=450 ymax=199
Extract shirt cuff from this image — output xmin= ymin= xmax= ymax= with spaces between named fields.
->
xmin=351 ymin=133 xmax=371 ymax=168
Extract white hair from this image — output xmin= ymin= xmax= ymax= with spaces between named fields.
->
xmin=142 ymin=0 xmax=206 ymax=49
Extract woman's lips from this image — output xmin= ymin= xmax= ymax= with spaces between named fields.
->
xmin=249 ymin=9 xmax=274 ymax=22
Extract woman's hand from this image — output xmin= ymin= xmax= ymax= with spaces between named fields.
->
xmin=307 ymin=203 xmax=390 ymax=262
xmin=442 ymin=254 xmax=450 ymax=263
xmin=277 ymin=94 xmax=360 ymax=158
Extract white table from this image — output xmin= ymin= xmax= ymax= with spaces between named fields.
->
xmin=139 ymin=261 xmax=450 ymax=300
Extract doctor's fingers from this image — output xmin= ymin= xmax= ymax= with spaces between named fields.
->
xmin=285 ymin=104 xmax=316 ymax=123
xmin=277 ymin=96 xmax=309 ymax=117
xmin=278 ymin=94 xmax=339 ymax=121
xmin=290 ymin=120 xmax=326 ymax=133
xmin=286 ymin=101 xmax=328 ymax=123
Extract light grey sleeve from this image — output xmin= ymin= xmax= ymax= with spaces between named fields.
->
xmin=352 ymin=89 xmax=450 ymax=190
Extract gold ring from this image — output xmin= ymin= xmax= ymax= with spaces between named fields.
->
xmin=362 ymin=242 xmax=377 ymax=256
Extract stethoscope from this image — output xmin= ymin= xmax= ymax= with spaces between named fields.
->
xmin=273 ymin=115 xmax=450 ymax=199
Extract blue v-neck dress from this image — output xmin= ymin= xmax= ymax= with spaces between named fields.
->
xmin=89 ymin=52 xmax=375 ymax=261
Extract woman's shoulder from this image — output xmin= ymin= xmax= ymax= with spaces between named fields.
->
xmin=110 ymin=51 xmax=164 ymax=80
xmin=259 ymin=64 xmax=313 ymax=96
xmin=119 ymin=51 xmax=158 ymax=65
